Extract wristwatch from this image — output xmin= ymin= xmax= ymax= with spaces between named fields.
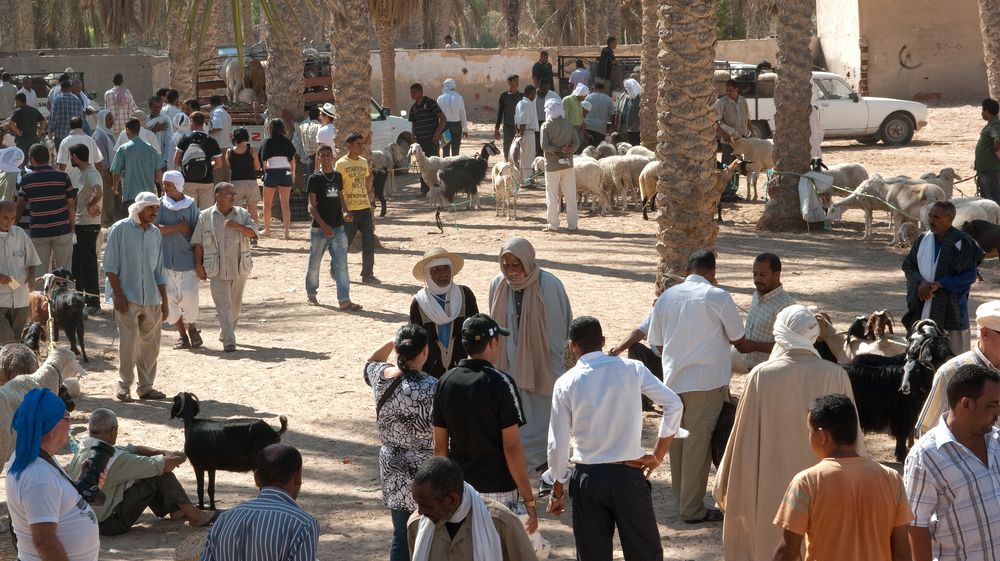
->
xmin=524 ymin=499 xmax=537 ymax=509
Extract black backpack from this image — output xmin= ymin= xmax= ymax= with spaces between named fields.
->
xmin=181 ymin=132 xmax=211 ymax=181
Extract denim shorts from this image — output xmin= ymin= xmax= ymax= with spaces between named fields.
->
xmin=263 ymin=168 xmax=293 ymax=187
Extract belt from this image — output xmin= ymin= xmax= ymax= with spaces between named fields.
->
xmin=576 ymin=461 xmax=637 ymax=468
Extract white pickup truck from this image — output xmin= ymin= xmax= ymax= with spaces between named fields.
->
xmin=740 ymin=71 xmax=928 ymax=145
xmin=244 ymin=98 xmax=413 ymax=150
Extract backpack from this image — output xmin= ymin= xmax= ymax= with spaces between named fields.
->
xmin=181 ymin=132 xmax=210 ymax=181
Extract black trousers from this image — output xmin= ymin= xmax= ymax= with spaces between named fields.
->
xmin=628 ymin=343 xmax=663 ymax=410
xmin=71 ymin=225 xmax=101 ymax=308
xmin=570 ymin=464 xmax=663 ymax=561
xmin=98 ymin=473 xmax=191 ymax=536
xmin=502 ymin=124 xmax=517 ymax=161
xmin=416 ymin=140 xmax=439 ymax=194
xmin=587 ymin=130 xmax=606 ymax=147
xmin=345 ymin=208 xmax=375 ymax=279
xmin=442 ymin=122 xmax=463 ymax=156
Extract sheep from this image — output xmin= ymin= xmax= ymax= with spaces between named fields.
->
xmin=434 ymin=142 xmax=501 ymax=231
xmin=573 ymin=156 xmax=609 ymax=215
xmin=46 ymin=268 xmax=87 ymax=363
xmin=219 ymin=58 xmax=243 ymax=104
xmin=639 ymin=160 xmax=658 ymax=220
xmin=615 ymin=142 xmax=633 ymax=155
xmin=170 ymin=392 xmax=289 ymax=510
xmin=626 ymin=145 xmax=655 ymax=159
xmin=816 ymin=162 xmax=869 ymax=208
xmin=408 ymin=143 xmax=448 ymax=197
xmin=0 ymin=348 xmax=84 ymax=464
xmin=919 ymin=168 xmax=962 ymax=199
xmin=916 ymin=196 xmax=1000 ymax=231
xmin=599 ymin=155 xmax=651 ymax=211
xmin=826 ymin=175 xmax=947 ymax=244
xmin=492 ymin=162 xmax=518 ymax=220
xmin=581 ymin=146 xmax=600 ymax=160
xmin=729 ymin=136 xmax=775 ymax=201
xmin=596 ymin=142 xmax=618 ymax=159
xmin=845 ymin=319 xmax=953 ymax=462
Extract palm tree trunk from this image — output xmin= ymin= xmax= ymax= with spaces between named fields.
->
xmin=167 ymin=5 xmax=198 ymax=100
xmin=329 ymin=0 xmax=373 ymax=154
xmin=0 ymin=0 xmax=35 ymax=50
xmin=980 ymin=0 xmax=1000 ymax=99
xmin=373 ymin=18 xmax=398 ymax=112
xmin=607 ymin=0 xmax=621 ymax=42
xmin=756 ymin=0 xmax=812 ymax=232
xmin=639 ymin=0 xmax=658 ymax=148
xmin=264 ymin=0 xmax=305 ymax=121
xmin=584 ymin=1 xmax=605 ymax=45
xmin=504 ymin=0 xmax=521 ymax=46
xmin=654 ymin=0 xmax=720 ymax=286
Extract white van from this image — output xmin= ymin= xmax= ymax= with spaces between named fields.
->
xmin=244 ymin=98 xmax=413 ymax=150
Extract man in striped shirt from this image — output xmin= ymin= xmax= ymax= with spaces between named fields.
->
xmin=904 ymin=364 xmax=1000 ymax=561
xmin=201 ymin=444 xmax=319 ymax=561
xmin=15 ymin=144 xmax=77 ymax=278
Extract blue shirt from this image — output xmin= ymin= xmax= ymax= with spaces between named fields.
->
xmin=103 ymin=218 xmax=165 ymax=306
xmin=155 ymin=200 xmax=199 ymax=272
xmin=49 ymin=92 xmax=84 ymax=139
xmin=201 ymin=488 xmax=319 ymax=561
xmin=109 ymin=138 xmax=164 ymax=202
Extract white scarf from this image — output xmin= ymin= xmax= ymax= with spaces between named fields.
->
xmin=415 ymin=259 xmax=463 ymax=326
xmin=916 ymin=233 xmax=939 ymax=320
xmin=768 ymin=304 xmax=821 ymax=361
xmin=160 ymin=194 xmax=194 ymax=212
xmin=412 ymin=482 xmax=501 ymax=561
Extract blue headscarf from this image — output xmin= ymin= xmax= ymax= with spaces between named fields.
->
xmin=10 ymin=388 xmax=66 ymax=479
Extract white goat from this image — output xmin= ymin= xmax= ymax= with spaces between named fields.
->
xmin=492 ymin=162 xmax=518 ymax=220
xmin=370 ymin=142 xmax=406 ymax=196
xmin=827 ymin=175 xmax=947 ymax=243
xmin=729 ymin=136 xmax=775 ymax=201
xmin=408 ymin=143 xmax=449 ymax=203
xmin=626 ymin=145 xmax=655 ymax=159
xmin=219 ymin=58 xmax=243 ymax=104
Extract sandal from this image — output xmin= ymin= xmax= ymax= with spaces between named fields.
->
xmin=189 ymin=329 xmax=204 ymax=348
xmin=684 ymin=508 xmax=724 ymax=524
xmin=116 ymin=390 xmax=133 ymax=402
xmin=339 ymin=301 xmax=363 ymax=312
xmin=173 ymin=337 xmax=191 ymax=350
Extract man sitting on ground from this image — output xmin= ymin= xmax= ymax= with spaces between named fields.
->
xmin=67 ymin=408 xmax=215 ymax=535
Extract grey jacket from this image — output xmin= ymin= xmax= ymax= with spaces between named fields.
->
xmin=540 ymin=117 xmax=581 ymax=172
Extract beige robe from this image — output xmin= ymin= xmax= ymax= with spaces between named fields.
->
xmin=712 ymin=349 xmax=864 ymax=561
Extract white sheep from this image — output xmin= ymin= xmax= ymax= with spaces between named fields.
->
xmin=918 ymin=168 xmax=962 ymax=199
xmin=598 ymin=156 xmax=639 ymax=212
xmin=919 ymin=196 xmax=1000 ymax=228
xmin=827 ymin=175 xmax=947 ymax=244
xmin=492 ymin=162 xmax=518 ymax=220
xmin=581 ymin=146 xmax=600 ymax=159
xmin=639 ymin=160 xmax=659 ymax=220
xmin=626 ymin=145 xmax=656 ymax=159
xmin=595 ymin=143 xmax=617 ymax=159
xmin=815 ymin=162 xmax=869 ymax=208
xmin=616 ymin=142 xmax=633 ymax=155
xmin=729 ymin=136 xmax=775 ymax=201
xmin=408 ymin=143 xmax=450 ymax=205
xmin=0 ymin=348 xmax=84 ymax=465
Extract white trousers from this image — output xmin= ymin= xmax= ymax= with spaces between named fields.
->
xmin=164 ymin=269 xmax=200 ymax=325
xmin=518 ymin=132 xmax=536 ymax=184
xmin=544 ymin=167 xmax=577 ymax=229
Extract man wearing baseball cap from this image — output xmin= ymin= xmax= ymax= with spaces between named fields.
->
xmin=431 ymin=313 xmax=540 ymax=537
xmin=915 ymin=299 xmax=1000 ymax=436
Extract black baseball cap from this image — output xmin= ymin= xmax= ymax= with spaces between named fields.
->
xmin=461 ymin=313 xmax=510 ymax=341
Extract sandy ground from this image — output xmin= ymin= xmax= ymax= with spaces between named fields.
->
xmin=7 ymin=102 xmax=1000 ymax=560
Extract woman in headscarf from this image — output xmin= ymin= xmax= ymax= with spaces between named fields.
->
xmin=620 ymin=78 xmax=642 ymax=145
xmin=488 ymin=237 xmax=572 ymax=473
xmin=364 ymin=324 xmax=437 ymax=561
xmin=92 ymin=110 xmax=121 ymax=227
xmin=408 ymin=248 xmax=479 ymax=377
xmin=713 ymin=304 xmax=861 ymax=561
xmin=436 ymin=79 xmax=468 ymax=157
xmin=0 ymin=147 xmax=24 ymax=202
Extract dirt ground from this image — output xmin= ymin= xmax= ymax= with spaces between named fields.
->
xmin=12 ymin=102 xmax=1000 ymax=560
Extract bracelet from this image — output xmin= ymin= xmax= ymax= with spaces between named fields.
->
xmin=524 ymin=499 xmax=537 ymax=509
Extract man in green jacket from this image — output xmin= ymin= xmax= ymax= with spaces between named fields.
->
xmin=67 ymin=408 xmax=215 ymax=535
xmin=975 ymin=98 xmax=1000 ymax=204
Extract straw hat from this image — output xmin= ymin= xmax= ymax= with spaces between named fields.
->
xmin=412 ymin=248 xmax=464 ymax=281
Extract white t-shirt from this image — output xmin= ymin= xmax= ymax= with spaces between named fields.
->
xmin=17 ymin=88 xmax=39 ymax=108
xmin=6 ymin=456 xmax=101 ymax=561
xmin=55 ymin=131 xmax=104 ymax=168
xmin=210 ymin=106 xmax=233 ymax=149
xmin=316 ymin=123 xmax=336 ymax=152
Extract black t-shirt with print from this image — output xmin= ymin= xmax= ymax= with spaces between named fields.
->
xmin=306 ymin=171 xmax=344 ymax=229
xmin=431 ymin=358 xmax=526 ymax=493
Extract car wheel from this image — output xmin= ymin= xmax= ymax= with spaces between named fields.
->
xmin=856 ymin=135 xmax=880 ymax=145
xmin=878 ymin=112 xmax=914 ymax=145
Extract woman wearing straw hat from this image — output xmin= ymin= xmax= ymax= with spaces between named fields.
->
xmin=408 ymin=248 xmax=479 ymax=378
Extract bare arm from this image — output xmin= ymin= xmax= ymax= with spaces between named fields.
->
xmin=732 ymin=336 xmax=773 ymax=354
xmin=501 ymin=425 xmax=538 ymax=533
xmin=66 ymin=198 xmax=76 ymax=232
xmin=433 ymin=426 xmax=449 ymax=456
xmin=31 ymin=522 xmax=70 ymax=561
xmin=367 ymin=341 xmax=394 ymax=363
xmin=772 ymin=529 xmax=804 ymax=561
xmin=891 ymin=525 xmax=912 ymax=561
xmin=608 ymin=328 xmax=645 ymax=356
xmin=908 ymin=526 xmax=932 ymax=561
xmin=15 ymin=195 xmax=25 ymax=223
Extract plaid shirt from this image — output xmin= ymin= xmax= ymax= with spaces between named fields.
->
xmin=104 ymin=86 xmax=139 ymax=137
xmin=742 ymin=285 xmax=797 ymax=369
xmin=904 ymin=417 xmax=1000 ymax=561
xmin=48 ymin=93 xmax=84 ymax=139
xmin=915 ymin=347 xmax=999 ymax=436
xmin=298 ymin=119 xmax=321 ymax=158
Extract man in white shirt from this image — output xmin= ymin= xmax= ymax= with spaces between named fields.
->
xmin=316 ymin=103 xmax=337 ymax=157
xmin=208 ymin=95 xmax=232 ymax=180
xmin=0 ymin=201 xmax=41 ymax=343
xmin=513 ymin=86 xmax=538 ymax=187
xmin=17 ymin=77 xmax=39 ymax=108
xmin=0 ymin=74 xmax=16 ymax=120
xmin=569 ymin=59 xmax=591 ymax=91
xmin=436 ymin=79 xmax=468 ymax=157
xmin=544 ymin=316 xmax=684 ymax=560
xmin=55 ymin=118 xmax=104 ymax=173
xmin=647 ymin=250 xmax=768 ymax=524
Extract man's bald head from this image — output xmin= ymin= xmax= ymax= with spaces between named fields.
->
xmin=254 ymin=444 xmax=303 ymax=497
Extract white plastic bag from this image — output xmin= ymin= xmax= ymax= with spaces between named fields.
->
xmin=798 ymin=175 xmax=827 ymax=222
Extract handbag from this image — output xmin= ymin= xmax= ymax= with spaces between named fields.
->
xmin=375 ymin=371 xmax=413 ymax=418
xmin=711 ymin=393 xmax=739 ymax=468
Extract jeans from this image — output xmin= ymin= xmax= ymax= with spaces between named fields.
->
xmin=345 ymin=209 xmax=376 ymax=279
xmin=306 ymin=226 xmax=350 ymax=302
xmin=390 ymin=508 xmax=412 ymax=561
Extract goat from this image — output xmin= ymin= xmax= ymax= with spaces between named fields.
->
xmin=29 ymin=290 xmax=48 ymax=325
xmin=20 ymin=322 xmax=46 ymax=356
xmin=45 ymin=268 xmax=87 ymax=363
xmin=491 ymin=162 xmax=518 ymax=220
xmin=845 ymin=319 xmax=953 ymax=462
xmin=639 ymin=160 xmax=658 ymax=220
xmin=827 ymin=175 xmax=947 ymax=244
xmin=433 ymin=142 xmax=501 ymax=232
xmin=372 ymin=170 xmax=388 ymax=217
xmin=219 ymin=58 xmax=243 ymax=105
xmin=170 ymin=392 xmax=288 ymax=510
xmin=963 ymin=219 xmax=1000 ymax=260
xmin=714 ymin=163 xmax=741 ymax=222
xmin=370 ymin=142 xmax=406 ymax=197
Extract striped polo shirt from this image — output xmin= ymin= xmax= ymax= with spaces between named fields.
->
xmin=408 ymin=96 xmax=444 ymax=143
xmin=17 ymin=166 xmax=77 ymax=238
xmin=200 ymin=487 xmax=319 ymax=561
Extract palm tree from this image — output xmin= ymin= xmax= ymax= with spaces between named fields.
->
xmin=262 ymin=0 xmax=305 ymax=120
xmin=654 ymin=0 xmax=721 ymax=286
xmin=756 ymin=0 xmax=813 ymax=232
xmin=979 ymin=0 xmax=1000 ymax=99
xmin=742 ymin=0 xmax=777 ymax=38
xmin=498 ymin=0 xmax=521 ymax=46
xmin=639 ymin=0 xmax=658 ymax=148
xmin=370 ymin=0 xmax=421 ymax=112
xmin=328 ymin=0 xmax=374 ymax=153
xmin=584 ymin=1 xmax=605 ymax=45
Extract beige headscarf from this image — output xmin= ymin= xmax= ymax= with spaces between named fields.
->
xmin=490 ymin=238 xmax=555 ymax=395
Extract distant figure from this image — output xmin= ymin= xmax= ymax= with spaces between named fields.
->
xmin=594 ymin=37 xmax=618 ymax=90
xmin=975 ymin=98 xmax=1000 ymax=204
xmin=619 ymin=78 xmax=642 ymax=146
xmin=437 ymin=79 xmax=468 ymax=157
xmin=444 ymin=34 xmax=461 ymax=48
xmin=15 ymin=76 xmax=38 ymax=108
xmin=494 ymin=75 xmax=523 ymax=162
xmin=568 ymin=59 xmax=591 ymax=91
xmin=409 ymin=83 xmax=446 ymax=196
xmin=8 ymin=93 xmax=46 ymax=159
xmin=532 ymin=50 xmax=554 ymax=89
xmin=104 ymin=73 xmax=139 ymax=137
xmin=0 ymin=73 xmax=16 ymax=120
xmin=583 ymin=82 xmax=615 ymax=146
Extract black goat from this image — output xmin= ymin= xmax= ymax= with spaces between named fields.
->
xmin=170 ymin=392 xmax=288 ymax=509
xmin=846 ymin=319 xmax=953 ymax=462
xmin=45 ymin=268 xmax=87 ymax=362
xmin=434 ymin=142 xmax=501 ymax=232
xmin=372 ymin=169 xmax=388 ymax=217
xmin=20 ymin=322 xmax=46 ymax=355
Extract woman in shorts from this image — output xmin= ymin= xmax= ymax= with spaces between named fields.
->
xmin=259 ymin=118 xmax=297 ymax=239
xmin=226 ymin=127 xmax=262 ymax=244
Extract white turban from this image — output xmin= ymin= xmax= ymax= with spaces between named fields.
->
xmin=624 ymin=79 xmax=642 ymax=100
xmin=581 ymin=100 xmax=592 ymax=112
xmin=976 ymin=300 xmax=1000 ymax=332
xmin=162 ymin=170 xmax=185 ymax=192
xmin=572 ymin=83 xmax=590 ymax=97
xmin=128 ymin=192 xmax=161 ymax=223
xmin=0 ymin=147 xmax=23 ymax=173
xmin=443 ymin=79 xmax=456 ymax=93
xmin=544 ymin=97 xmax=564 ymax=121
xmin=769 ymin=304 xmax=821 ymax=361
xmin=131 ymin=110 xmax=147 ymax=125
xmin=172 ymin=112 xmax=190 ymax=132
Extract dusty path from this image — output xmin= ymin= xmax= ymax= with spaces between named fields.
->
xmin=7 ymin=103 xmax=998 ymax=560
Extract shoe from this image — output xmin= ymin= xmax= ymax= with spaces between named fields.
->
xmin=684 ymin=508 xmax=724 ymax=524
xmin=250 ymin=238 xmax=258 ymax=248
xmin=361 ymin=276 xmax=380 ymax=285
xmin=189 ymin=329 xmax=204 ymax=348
xmin=307 ymin=295 xmax=319 ymax=306
xmin=116 ymin=390 xmax=133 ymax=402
xmin=173 ymin=337 xmax=191 ymax=350
xmin=223 ymin=344 xmax=237 ymax=353
xmin=138 ymin=389 xmax=167 ymax=400
xmin=339 ymin=301 xmax=363 ymax=312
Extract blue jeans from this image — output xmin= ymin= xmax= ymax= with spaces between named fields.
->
xmin=390 ymin=508 xmax=411 ymax=561
xmin=305 ymin=226 xmax=350 ymax=302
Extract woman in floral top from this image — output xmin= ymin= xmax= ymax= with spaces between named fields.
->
xmin=365 ymin=324 xmax=437 ymax=561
